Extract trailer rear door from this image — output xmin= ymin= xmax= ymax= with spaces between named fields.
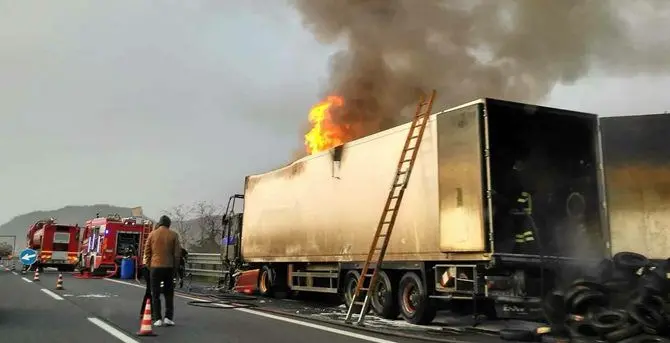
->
xmin=601 ymin=113 xmax=670 ymax=259
xmin=485 ymin=99 xmax=607 ymax=260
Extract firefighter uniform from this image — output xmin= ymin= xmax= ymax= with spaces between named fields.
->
xmin=512 ymin=191 xmax=538 ymax=254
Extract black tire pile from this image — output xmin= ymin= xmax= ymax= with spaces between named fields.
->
xmin=541 ymin=252 xmax=670 ymax=343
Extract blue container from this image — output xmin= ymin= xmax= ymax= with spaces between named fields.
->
xmin=120 ymin=258 xmax=135 ymax=280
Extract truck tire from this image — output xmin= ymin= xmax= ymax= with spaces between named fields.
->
xmin=398 ymin=271 xmax=436 ymax=325
xmin=342 ymin=270 xmax=370 ymax=315
xmin=258 ymin=265 xmax=274 ymax=297
xmin=370 ymin=270 xmax=399 ymax=319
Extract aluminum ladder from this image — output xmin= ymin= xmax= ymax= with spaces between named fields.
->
xmin=344 ymin=89 xmax=437 ymax=325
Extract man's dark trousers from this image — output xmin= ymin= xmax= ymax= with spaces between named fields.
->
xmin=150 ymin=267 xmax=175 ymax=321
xmin=139 ymin=267 xmax=152 ymax=318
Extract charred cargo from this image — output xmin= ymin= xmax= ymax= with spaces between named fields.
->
xmin=222 ymin=98 xmax=610 ymax=324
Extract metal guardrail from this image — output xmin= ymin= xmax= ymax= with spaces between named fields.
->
xmin=184 ymin=253 xmax=224 ymax=278
xmin=0 ymin=257 xmax=19 ymax=270
xmin=4 ymin=253 xmax=225 ymax=278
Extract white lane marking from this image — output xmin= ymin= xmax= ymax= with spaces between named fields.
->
xmin=41 ymin=288 xmax=64 ymax=300
xmin=88 ymin=317 xmax=140 ymax=343
xmin=105 ymin=278 xmax=234 ymax=307
xmin=106 ymin=278 xmax=396 ymax=343
xmin=22 ymin=277 xmax=32 ymax=283
xmin=12 ymin=271 xmax=18 ymax=275
xmin=237 ymin=308 xmax=397 ymax=343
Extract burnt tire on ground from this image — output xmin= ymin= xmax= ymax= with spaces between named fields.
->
xmin=613 ymin=252 xmax=650 ymax=271
xmin=590 ymin=309 xmax=629 ymax=335
xmin=540 ymin=252 xmax=670 ymax=343
xmin=397 ymin=271 xmax=436 ymax=325
xmin=570 ymin=290 xmax=608 ymax=315
xmin=571 ymin=278 xmax=610 ymax=294
xmin=628 ymin=302 xmax=667 ymax=332
xmin=370 ymin=270 xmax=399 ymax=320
xmin=567 ymin=320 xmax=600 ymax=339
xmin=604 ymin=324 xmax=644 ymax=342
xmin=621 ymin=335 xmax=670 ymax=343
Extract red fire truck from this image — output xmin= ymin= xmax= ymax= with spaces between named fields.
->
xmin=26 ymin=218 xmax=80 ymax=272
xmin=78 ymin=214 xmax=152 ymax=276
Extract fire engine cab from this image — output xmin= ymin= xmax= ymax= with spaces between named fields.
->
xmin=79 ymin=214 xmax=152 ymax=276
xmin=26 ymin=218 xmax=80 ymax=272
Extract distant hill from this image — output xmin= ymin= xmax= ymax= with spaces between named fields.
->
xmin=0 ymin=205 xmax=138 ymax=248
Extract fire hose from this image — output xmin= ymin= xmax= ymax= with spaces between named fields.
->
xmin=73 ymin=262 xmax=118 ymax=279
xmin=184 ymin=291 xmax=259 ymax=309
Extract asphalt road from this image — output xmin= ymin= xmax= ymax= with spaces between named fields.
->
xmin=0 ymin=265 xmax=425 ymax=343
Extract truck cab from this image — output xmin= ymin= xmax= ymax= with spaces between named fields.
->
xmin=79 ymin=214 xmax=152 ymax=277
xmin=26 ymin=219 xmax=80 ymax=272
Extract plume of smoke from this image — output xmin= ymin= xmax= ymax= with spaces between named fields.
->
xmin=292 ymin=0 xmax=670 ymax=141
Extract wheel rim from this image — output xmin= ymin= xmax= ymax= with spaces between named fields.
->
xmin=260 ymin=271 xmax=269 ymax=293
xmin=372 ymin=277 xmax=389 ymax=309
xmin=345 ymin=275 xmax=358 ymax=305
xmin=402 ymin=282 xmax=419 ymax=314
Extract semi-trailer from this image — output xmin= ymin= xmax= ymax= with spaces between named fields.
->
xmin=222 ymin=98 xmax=610 ymax=324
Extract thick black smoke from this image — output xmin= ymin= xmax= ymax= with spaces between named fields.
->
xmin=292 ymin=0 xmax=670 ymax=141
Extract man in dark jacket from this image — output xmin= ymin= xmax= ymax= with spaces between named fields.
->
xmin=144 ymin=215 xmax=181 ymax=327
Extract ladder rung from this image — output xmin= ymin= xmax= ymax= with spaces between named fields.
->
xmin=354 ymin=301 xmax=366 ymax=305
xmin=404 ymin=147 xmax=416 ymax=151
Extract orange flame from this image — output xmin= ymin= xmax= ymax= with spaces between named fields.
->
xmin=304 ymin=95 xmax=347 ymax=155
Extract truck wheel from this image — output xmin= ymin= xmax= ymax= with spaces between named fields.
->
xmin=343 ymin=270 xmax=370 ymax=315
xmin=398 ymin=271 xmax=436 ymax=325
xmin=370 ymin=270 xmax=399 ymax=319
xmin=258 ymin=265 xmax=274 ymax=297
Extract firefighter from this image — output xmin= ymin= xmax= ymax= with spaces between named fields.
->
xmin=508 ymin=159 xmax=539 ymax=255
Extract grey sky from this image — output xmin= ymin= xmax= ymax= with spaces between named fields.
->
xmin=1 ymin=0 xmax=669 ymax=223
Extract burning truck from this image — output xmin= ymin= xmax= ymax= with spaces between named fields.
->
xmin=221 ymin=97 xmax=611 ymax=325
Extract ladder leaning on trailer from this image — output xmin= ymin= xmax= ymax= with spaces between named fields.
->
xmin=344 ymin=90 xmax=437 ymax=325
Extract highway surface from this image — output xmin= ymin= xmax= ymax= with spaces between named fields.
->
xmin=0 ymin=264 xmax=430 ymax=343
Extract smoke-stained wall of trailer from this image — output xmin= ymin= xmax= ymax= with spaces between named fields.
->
xmin=601 ymin=114 xmax=670 ymax=259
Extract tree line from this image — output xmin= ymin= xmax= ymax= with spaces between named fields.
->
xmin=161 ymin=201 xmax=224 ymax=254
xmin=0 ymin=242 xmax=12 ymax=257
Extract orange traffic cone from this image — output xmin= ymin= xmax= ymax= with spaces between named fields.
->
xmin=56 ymin=273 xmax=64 ymax=290
xmin=136 ymin=298 xmax=156 ymax=336
xmin=33 ymin=269 xmax=40 ymax=282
